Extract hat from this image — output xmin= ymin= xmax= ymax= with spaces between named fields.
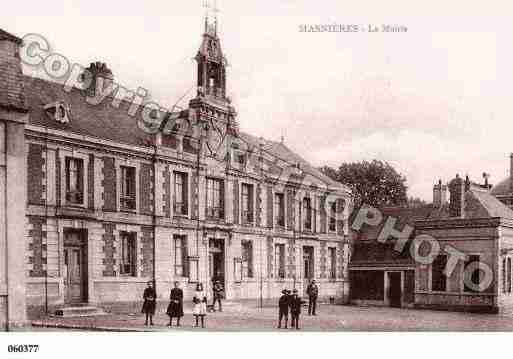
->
xmin=292 ymin=289 xmax=298 ymax=293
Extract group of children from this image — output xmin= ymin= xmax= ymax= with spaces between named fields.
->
xmin=278 ymin=288 xmax=306 ymax=330
xmin=141 ymin=281 xmax=220 ymax=328
xmin=142 ymin=281 xmax=310 ymax=330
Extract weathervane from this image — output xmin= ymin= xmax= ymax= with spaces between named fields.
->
xmin=202 ymin=0 xmax=219 ymax=36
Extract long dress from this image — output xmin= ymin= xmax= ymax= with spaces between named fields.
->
xmin=192 ymin=290 xmax=207 ymax=316
xmin=141 ymin=287 xmax=156 ymax=315
xmin=166 ymin=288 xmax=184 ymax=318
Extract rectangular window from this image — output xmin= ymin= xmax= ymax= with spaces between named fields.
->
xmin=242 ymin=240 xmax=253 ymax=278
xmin=241 ymin=183 xmax=254 ymax=224
xmin=431 ymin=254 xmax=447 ymax=291
xmin=206 ymin=177 xmax=224 ymax=219
xmin=275 ymin=243 xmax=286 ymax=279
xmin=120 ymin=166 xmax=136 ymax=210
xmin=329 ymin=247 xmax=337 ymax=279
xmin=120 ymin=232 xmax=136 ymax=276
xmin=65 ymin=157 xmax=84 ymax=205
xmin=174 ymin=171 xmax=188 ymax=216
xmin=329 ymin=201 xmax=337 ymax=232
xmin=303 ymin=197 xmax=312 ymax=231
xmin=464 ymin=255 xmax=480 ymax=293
xmin=174 ymin=235 xmax=188 ymax=277
xmin=274 ymin=193 xmax=285 ymax=227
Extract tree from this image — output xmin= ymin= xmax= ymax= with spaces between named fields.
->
xmin=320 ymin=160 xmax=408 ymax=208
xmin=407 ymin=197 xmax=428 ymax=208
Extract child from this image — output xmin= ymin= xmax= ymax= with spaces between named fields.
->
xmin=192 ymin=282 xmax=208 ymax=328
xmin=166 ymin=281 xmax=184 ymax=327
xmin=141 ymin=281 xmax=156 ymax=326
xmin=277 ymin=289 xmax=290 ymax=329
xmin=289 ymin=288 xmax=306 ymax=330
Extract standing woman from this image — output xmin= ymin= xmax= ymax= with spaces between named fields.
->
xmin=192 ymin=282 xmax=207 ymax=328
xmin=141 ymin=281 xmax=156 ymax=326
xmin=166 ymin=281 xmax=184 ymax=327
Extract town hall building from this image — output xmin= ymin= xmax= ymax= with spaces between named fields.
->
xmin=0 ymin=13 xmax=351 ymax=326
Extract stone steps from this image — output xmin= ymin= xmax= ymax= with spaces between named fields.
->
xmin=53 ymin=306 xmax=107 ymax=318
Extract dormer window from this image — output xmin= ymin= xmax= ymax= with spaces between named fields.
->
xmin=44 ymin=102 xmax=71 ymax=124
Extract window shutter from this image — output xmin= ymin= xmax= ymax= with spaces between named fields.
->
xmin=266 ymin=186 xmax=273 ymax=228
xmin=233 ymin=179 xmax=239 ymax=224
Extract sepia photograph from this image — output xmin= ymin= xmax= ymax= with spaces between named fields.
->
xmin=1 ymin=0 xmax=513 ymax=358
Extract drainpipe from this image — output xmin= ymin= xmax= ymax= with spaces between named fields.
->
xmin=152 ymin=144 xmax=157 ymax=296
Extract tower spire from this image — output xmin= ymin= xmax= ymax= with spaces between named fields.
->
xmin=202 ymin=0 xmax=219 ymax=36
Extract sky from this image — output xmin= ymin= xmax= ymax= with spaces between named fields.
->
xmin=4 ymin=0 xmax=513 ymax=201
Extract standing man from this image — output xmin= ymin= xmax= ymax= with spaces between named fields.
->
xmin=212 ymin=280 xmax=224 ymax=312
xmin=306 ymin=279 xmax=319 ymax=315
xmin=141 ymin=281 xmax=156 ymax=326
xmin=289 ymin=289 xmax=306 ymax=330
xmin=277 ymin=289 xmax=290 ymax=329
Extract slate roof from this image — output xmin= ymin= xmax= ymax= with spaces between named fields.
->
xmin=23 ymin=76 xmax=155 ymax=147
xmin=22 ymin=75 xmax=348 ymax=192
xmin=239 ymin=131 xmax=346 ymax=190
xmin=0 ymin=29 xmax=22 ymax=44
xmin=490 ymin=177 xmax=511 ymax=197
xmin=0 ymin=29 xmax=27 ymax=112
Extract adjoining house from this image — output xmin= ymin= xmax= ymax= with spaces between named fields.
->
xmin=0 ymin=12 xmax=351 ymax=326
xmin=350 ymin=175 xmax=513 ymax=313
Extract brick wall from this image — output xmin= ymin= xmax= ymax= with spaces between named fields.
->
xmin=28 ymin=216 xmax=46 ymax=277
xmin=102 ymin=223 xmax=116 ymax=276
xmin=139 ymin=163 xmax=153 ymax=215
xmin=88 ymin=154 xmax=95 ymax=210
xmin=286 ymin=188 xmax=294 ymax=230
xmin=141 ymin=226 xmax=154 ymax=278
xmin=337 ymin=198 xmax=345 ymax=236
xmin=163 ymin=165 xmax=170 ymax=218
xmin=27 ymin=143 xmax=44 ymax=205
xmin=233 ymin=179 xmax=239 ymax=224
xmin=320 ymin=241 xmax=327 ymax=279
xmin=256 ymin=183 xmax=262 ymax=226
xmin=102 ymin=157 xmax=116 ymax=211
xmin=320 ymin=195 xmax=327 ymax=233
xmin=287 ymin=238 xmax=295 ymax=278
xmin=266 ymin=186 xmax=273 ymax=228
xmin=267 ymin=236 xmax=274 ymax=278
xmin=55 ymin=150 xmax=61 ymax=206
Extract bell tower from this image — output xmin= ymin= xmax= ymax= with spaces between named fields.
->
xmin=195 ymin=0 xmax=227 ymax=101
xmin=189 ymin=0 xmax=239 ymax=157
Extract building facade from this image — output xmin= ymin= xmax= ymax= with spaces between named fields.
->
xmin=0 ymin=18 xmax=351 ymax=319
xmin=0 ymin=29 xmax=29 ymax=329
xmin=350 ymin=175 xmax=513 ymax=313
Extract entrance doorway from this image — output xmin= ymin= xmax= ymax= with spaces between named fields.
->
xmin=303 ymin=246 xmax=314 ymax=295
xmin=209 ymin=238 xmax=225 ymax=289
xmin=388 ymin=272 xmax=402 ymax=308
xmin=63 ymin=230 xmax=87 ymax=304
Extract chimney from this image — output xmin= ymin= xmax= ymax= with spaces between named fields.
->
xmin=82 ymin=61 xmax=114 ymax=97
xmin=0 ymin=29 xmax=27 ymax=112
xmin=449 ymin=174 xmax=465 ymax=217
xmin=433 ymin=179 xmax=448 ymax=208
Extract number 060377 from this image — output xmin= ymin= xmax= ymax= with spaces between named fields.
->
xmin=7 ymin=344 xmax=40 ymax=353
